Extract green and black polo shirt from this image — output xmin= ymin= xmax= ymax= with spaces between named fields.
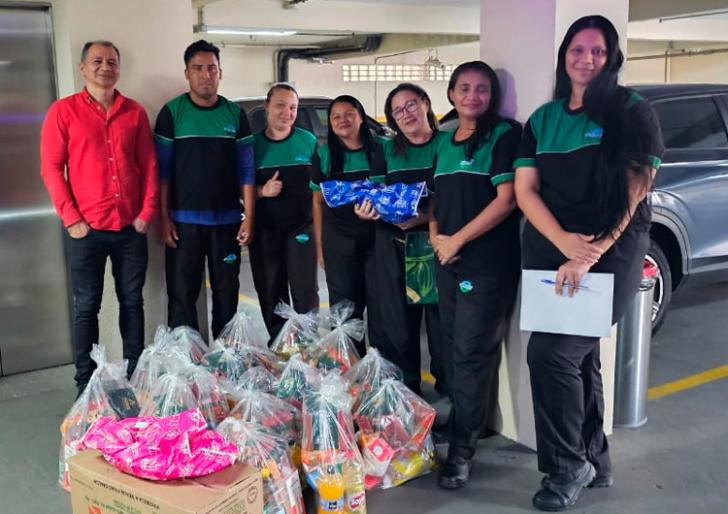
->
xmin=514 ymin=89 xmax=664 ymax=235
xmin=247 ymin=127 xmax=317 ymax=232
xmin=433 ymin=119 xmax=522 ymax=271
xmin=154 ymin=93 xmax=253 ymax=226
xmin=371 ymin=131 xmax=446 ymax=235
xmin=310 ymin=143 xmax=383 ymax=240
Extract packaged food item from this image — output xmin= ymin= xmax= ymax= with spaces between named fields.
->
xmin=313 ymin=301 xmax=363 ymax=374
xmin=320 ymin=179 xmax=426 ymax=224
xmin=228 ymin=390 xmax=301 ymax=466
xmin=167 ymin=325 xmax=209 ymax=363
xmin=317 ymin=465 xmax=345 ymax=514
xmin=182 ymin=365 xmax=229 ymax=428
xmin=217 ymin=309 xmax=267 ymax=350
xmin=139 ymin=358 xmax=198 ymax=419
xmin=236 ymin=366 xmax=278 ymax=394
xmin=353 ymin=379 xmax=436 ymax=489
xmin=344 ymin=348 xmax=403 ymax=411
xmin=270 ymin=302 xmax=320 ymax=359
xmin=302 ymin=373 xmax=366 ymax=514
xmin=201 ymin=341 xmax=247 ymax=382
xmin=217 ymin=418 xmax=305 ymax=514
xmin=130 ymin=327 xmax=191 ymax=407
xmin=81 ymin=408 xmax=237 ymax=480
xmin=58 ymin=345 xmax=139 ymax=491
xmin=276 ymin=354 xmax=322 ymax=410
xmin=234 ymin=342 xmax=286 ymax=377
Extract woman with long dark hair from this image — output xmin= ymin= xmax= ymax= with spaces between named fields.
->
xmin=310 ymin=95 xmax=385 ymax=355
xmin=355 ymin=83 xmax=446 ymax=395
xmin=429 ymin=61 xmax=522 ymax=488
xmin=248 ymin=84 xmax=319 ymax=342
xmin=514 ymin=15 xmax=663 ymax=511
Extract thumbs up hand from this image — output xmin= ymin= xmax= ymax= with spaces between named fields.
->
xmin=261 ymin=170 xmax=283 ymax=198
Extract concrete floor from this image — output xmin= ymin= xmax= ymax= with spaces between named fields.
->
xmin=2 ymin=268 xmax=727 ymax=514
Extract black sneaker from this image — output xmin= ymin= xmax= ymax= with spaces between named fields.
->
xmin=438 ymin=455 xmax=473 ymax=490
xmin=532 ymin=462 xmax=596 ymax=512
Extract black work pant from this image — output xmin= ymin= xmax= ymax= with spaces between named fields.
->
xmin=523 ymin=222 xmax=649 ymax=478
xmin=435 ymin=262 xmax=518 ymax=458
xmin=375 ymin=226 xmax=444 ymax=395
xmin=166 ymin=222 xmax=240 ymax=340
xmin=65 ymin=226 xmax=147 ymax=392
xmin=322 ymin=222 xmax=382 ymax=356
xmin=249 ymin=222 xmax=319 ymax=341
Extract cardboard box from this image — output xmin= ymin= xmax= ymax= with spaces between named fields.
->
xmin=68 ymin=451 xmax=263 ymax=514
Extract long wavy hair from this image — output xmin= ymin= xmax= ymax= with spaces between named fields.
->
xmin=555 ymin=15 xmax=652 ymax=239
xmin=447 ymin=60 xmax=502 ymax=159
xmin=326 ymin=95 xmax=381 ymax=176
xmin=384 ymin=83 xmax=438 ymax=156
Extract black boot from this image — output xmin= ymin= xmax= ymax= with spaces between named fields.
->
xmin=533 ymin=462 xmax=595 ymax=511
xmin=438 ymin=454 xmax=473 ymax=489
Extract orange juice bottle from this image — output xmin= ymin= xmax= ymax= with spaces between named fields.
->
xmin=318 ymin=466 xmax=345 ymax=514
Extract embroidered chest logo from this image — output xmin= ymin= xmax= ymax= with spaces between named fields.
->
xmin=223 ymin=124 xmax=236 ymax=135
xmin=459 ymin=158 xmax=475 ymax=167
xmin=584 ymin=128 xmax=603 ymax=140
xmin=294 ymin=154 xmax=310 ymax=162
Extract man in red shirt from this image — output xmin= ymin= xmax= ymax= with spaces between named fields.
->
xmin=40 ymin=40 xmax=158 ymax=395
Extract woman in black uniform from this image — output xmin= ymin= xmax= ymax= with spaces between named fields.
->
xmin=249 ymin=84 xmax=319 ymax=341
xmin=310 ymin=95 xmax=385 ymax=355
xmin=514 ymin=15 xmax=663 ymax=511
xmin=355 ymin=83 xmax=446 ymax=395
xmin=429 ymin=61 xmax=522 ymax=489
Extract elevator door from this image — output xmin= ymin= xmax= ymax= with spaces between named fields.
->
xmin=0 ymin=5 xmax=72 ymax=375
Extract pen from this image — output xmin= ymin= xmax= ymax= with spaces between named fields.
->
xmin=540 ymin=278 xmax=591 ymax=291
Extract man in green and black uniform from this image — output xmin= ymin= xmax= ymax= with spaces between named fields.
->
xmin=155 ymin=40 xmax=255 ymax=338
xmin=247 ymin=123 xmax=319 ymax=340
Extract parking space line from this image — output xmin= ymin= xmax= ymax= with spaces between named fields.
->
xmin=648 ymin=364 xmax=728 ymax=400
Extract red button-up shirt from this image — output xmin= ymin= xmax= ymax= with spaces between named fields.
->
xmin=40 ymin=89 xmax=158 ymax=229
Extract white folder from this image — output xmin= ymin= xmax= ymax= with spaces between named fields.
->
xmin=519 ymin=269 xmax=615 ymax=338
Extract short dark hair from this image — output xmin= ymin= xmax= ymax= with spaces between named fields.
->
xmin=184 ymin=40 xmax=220 ymax=66
xmin=80 ymin=40 xmax=120 ymax=63
xmin=265 ymin=83 xmax=298 ymax=102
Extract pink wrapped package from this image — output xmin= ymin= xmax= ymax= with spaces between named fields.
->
xmin=80 ymin=408 xmax=237 ymax=480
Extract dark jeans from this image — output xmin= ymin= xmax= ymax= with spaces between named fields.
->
xmin=166 ymin=222 xmax=241 ymax=339
xmin=65 ymin=225 xmax=148 ymax=392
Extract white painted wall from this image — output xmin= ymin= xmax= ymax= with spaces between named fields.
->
xmin=288 ymin=42 xmax=480 ymax=119
xmin=218 ymin=46 xmax=278 ymax=99
xmin=626 ymin=53 xmax=728 ymax=84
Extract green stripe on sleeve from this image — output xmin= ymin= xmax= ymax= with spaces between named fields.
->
xmin=491 ymin=172 xmax=515 ymax=186
xmin=309 ymin=181 xmax=321 ymax=192
xmin=237 ymin=134 xmax=254 ymax=145
xmin=154 ymin=134 xmax=173 ymax=146
xmin=513 ymin=157 xmax=535 ymax=168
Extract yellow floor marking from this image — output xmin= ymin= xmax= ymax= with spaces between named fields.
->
xmin=648 ymin=364 xmax=728 ymax=400
xmin=421 ymin=370 xmax=436 ymax=385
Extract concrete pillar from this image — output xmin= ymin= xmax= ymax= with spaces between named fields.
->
xmin=44 ymin=0 xmax=196 ymax=361
xmin=479 ymin=0 xmax=630 ymax=449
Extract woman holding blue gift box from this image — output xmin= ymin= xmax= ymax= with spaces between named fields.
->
xmin=310 ymin=95 xmax=386 ymax=355
xmin=355 ymin=83 xmax=447 ymax=396
xmin=429 ymin=61 xmax=521 ymax=489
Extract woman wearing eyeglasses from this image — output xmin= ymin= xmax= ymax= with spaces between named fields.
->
xmin=247 ymin=84 xmax=319 ymax=342
xmin=355 ymin=83 xmax=446 ymax=396
xmin=514 ymin=16 xmax=663 ymax=511
xmin=429 ymin=61 xmax=521 ymax=489
xmin=310 ymin=95 xmax=386 ymax=355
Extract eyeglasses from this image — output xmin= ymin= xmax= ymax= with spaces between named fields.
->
xmin=391 ymin=99 xmax=420 ymax=120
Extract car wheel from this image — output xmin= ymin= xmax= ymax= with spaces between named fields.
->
xmin=646 ymin=240 xmax=672 ymax=334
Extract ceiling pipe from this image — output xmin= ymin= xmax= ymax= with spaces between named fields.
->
xmin=275 ymin=34 xmax=383 ymax=82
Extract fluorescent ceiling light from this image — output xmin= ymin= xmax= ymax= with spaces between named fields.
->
xmin=195 ymin=25 xmax=297 ymax=36
xmin=659 ymin=8 xmax=728 ymax=22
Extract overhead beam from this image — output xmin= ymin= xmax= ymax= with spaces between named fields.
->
xmin=629 ymin=0 xmax=728 ymax=21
